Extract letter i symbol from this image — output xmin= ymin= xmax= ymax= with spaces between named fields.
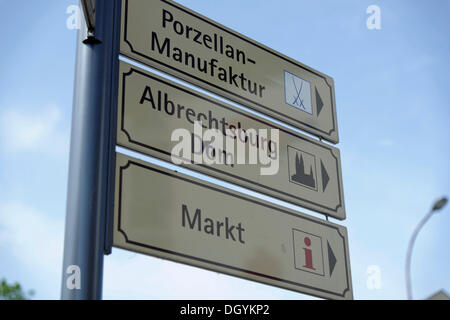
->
xmin=302 ymin=237 xmax=315 ymax=270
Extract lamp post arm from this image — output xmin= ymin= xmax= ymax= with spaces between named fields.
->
xmin=405 ymin=209 xmax=434 ymax=300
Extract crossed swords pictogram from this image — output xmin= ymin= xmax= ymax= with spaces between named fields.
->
xmin=292 ymin=76 xmax=306 ymax=110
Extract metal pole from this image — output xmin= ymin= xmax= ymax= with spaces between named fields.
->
xmin=405 ymin=209 xmax=434 ymax=300
xmin=61 ymin=0 xmax=120 ymax=300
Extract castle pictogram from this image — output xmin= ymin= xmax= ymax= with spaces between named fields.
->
xmin=291 ymin=153 xmax=316 ymax=189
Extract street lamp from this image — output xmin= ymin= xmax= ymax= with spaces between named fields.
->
xmin=405 ymin=196 xmax=448 ymax=300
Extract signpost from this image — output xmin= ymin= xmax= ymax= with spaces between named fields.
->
xmin=120 ymin=0 xmax=339 ymax=143
xmin=113 ymin=153 xmax=353 ymax=300
xmin=61 ymin=0 xmax=121 ymax=300
xmin=62 ymin=0 xmax=351 ymax=300
xmin=117 ymin=62 xmax=345 ymax=220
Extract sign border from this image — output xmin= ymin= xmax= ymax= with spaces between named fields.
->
xmin=118 ymin=64 xmax=346 ymax=219
xmin=115 ymin=155 xmax=352 ymax=299
xmin=120 ymin=0 xmax=339 ymax=143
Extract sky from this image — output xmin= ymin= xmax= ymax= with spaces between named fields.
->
xmin=0 ymin=0 xmax=449 ymax=300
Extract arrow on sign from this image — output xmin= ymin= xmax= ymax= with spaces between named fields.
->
xmin=315 ymin=87 xmax=324 ymax=117
xmin=321 ymin=160 xmax=330 ymax=192
xmin=327 ymin=241 xmax=337 ymax=276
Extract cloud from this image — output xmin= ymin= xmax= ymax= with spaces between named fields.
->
xmin=0 ymin=105 xmax=69 ymax=157
xmin=0 ymin=202 xmax=65 ymax=298
xmin=0 ymin=202 xmax=64 ymax=272
xmin=377 ymin=138 xmax=395 ymax=147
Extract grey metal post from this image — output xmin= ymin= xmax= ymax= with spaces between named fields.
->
xmin=61 ymin=0 xmax=120 ymax=300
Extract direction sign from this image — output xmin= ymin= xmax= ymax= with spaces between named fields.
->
xmin=120 ymin=0 xmax=339 ymax=143
xmin=113 ymin=153 xmax=353 ymax=300
xmin=117 ymin=61 xmax=346 ymax=220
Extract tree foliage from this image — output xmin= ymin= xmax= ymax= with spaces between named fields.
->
xmin=0 ymin=279 xmax=34 ymax=300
